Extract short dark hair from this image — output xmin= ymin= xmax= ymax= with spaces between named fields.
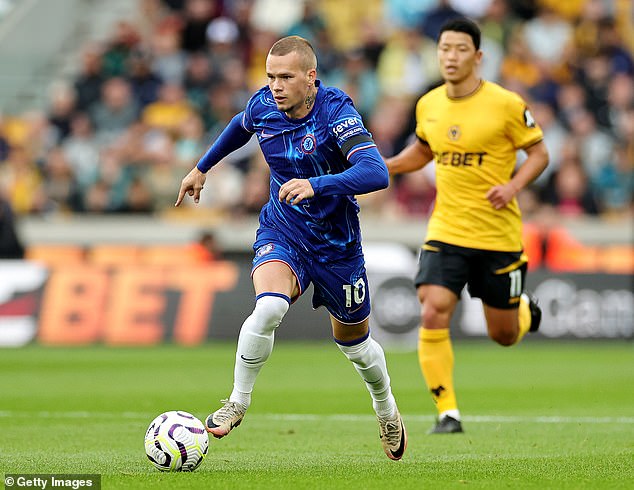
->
xmin=438 ymin=18 xmax=481 ymax=50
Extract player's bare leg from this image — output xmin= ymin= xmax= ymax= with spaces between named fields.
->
xmin=483 ymin=292 xmax=542 ymax=346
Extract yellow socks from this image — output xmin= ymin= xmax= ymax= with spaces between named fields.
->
xmin=418 ymin=327 xmax=457 ymax=415
xmin=515 ymin=295 xmax=532 ymax=344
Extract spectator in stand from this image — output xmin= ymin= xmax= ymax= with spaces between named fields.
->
xmin=567 ymin=107 xmax=615 ymax=178
xmin=597 ymin=17 xmax=634 ymax=76
xmin=286 ymin=1 xmax=328 ymax=42
xmin=605 ymin=73 xmax=634 ymax=138
xmin=62 ymin=113 xmax=101 ymax=190
xmin=521 ymin=4 xmax=573 ymax=68
xmin=174 ymin=114 xmax=207 ymax=169
xmin=206 ymin=17 xmax=242 ymax=76
xmin=141 ymin=82 xmax=195 ymax=135
xmin=326 ymin=49 xmax=380 ymax=121
xmin=220 ymin=57 xmax=252 ymax=111
xmin=367 ymin=96 xmax=414 ymax=158
xmin=540 ymin=144 xmax=600 ymax=217
xmin=90 ymin=77 xmax=139 ymax=145
xmin=119 ymin=175 xmax=155 ymax=213
xmin=89 ymin=147 xmax=133 ymax=212
xmin=47 ymin=83 xmax=78 ymax=144
xmin=183 ymin=51 xmax=216 ymax=111
xmin=480 ymin=0 xmax=521 ymax=49
xmin=179 ymin=0 xmax=221 ymax=53
xmin=0 ymin=145 xmax=45 ymax=214
xmin=376 ymin=27 xmax=439 ymax=98
xmin=83 ymin=178 xmax=114 ymax=213
xmin=199 ymin=81 xmax=234 ymax=133
xmin=356 ymin=16 xmax=386 ymax=70
xmin=556 ymin=81 xmax=587 ymax=128
xmin=150 ymin=19 xmax=188 ymax=84
xmin=592 ymin=142 xmax=634 ymax=217
xmin=101 ymin=21 xmax=141 ymax=77
xmin=74 ymin=44 xmax=106 ymax=112
xmin=40 ymin=146 xmax=82 ymax=213
xmin=577 ymin=51 xmax=613 ymax=128
xmin=145 ymin=131 xmax=184 ymax=210
xmin=249 ymin=0 xmax=304 ymax=35
xmin=448 ymin=0 xmax=494 ymax=20
xmin=127 ymin=49 xmax=164 ymax=109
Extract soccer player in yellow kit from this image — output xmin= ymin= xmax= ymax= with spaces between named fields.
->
xmin=386 ymin=18 xmax=549 ymax=433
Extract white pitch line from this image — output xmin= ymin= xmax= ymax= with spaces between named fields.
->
xmin=0 ymin=411 xmax=632 ymax=424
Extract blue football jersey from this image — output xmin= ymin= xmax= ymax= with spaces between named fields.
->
xmin=240 ymin=80 xmax=377 ymax=260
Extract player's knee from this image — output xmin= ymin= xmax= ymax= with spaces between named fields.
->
xmin=249 ymin=294 xmax=290 ymax=335
xmin=336 ymin=335 xmax=372 ymax=366
xmin=421 ymin=303 xmax=447 ymax=328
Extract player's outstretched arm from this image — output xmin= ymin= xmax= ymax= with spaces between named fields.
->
xmin=385 ymin=139 xmax=433 ymax=175
xmin=175 ymin=167 xmax=207 ymax=206
xmin=307 ymin=144 xmax=388 ymax=198
xmin=175 ymin=112 xmax=253 ymax=206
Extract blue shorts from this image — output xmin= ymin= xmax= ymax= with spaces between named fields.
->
xmin=252 ymin=235 xmax=371 ymax=324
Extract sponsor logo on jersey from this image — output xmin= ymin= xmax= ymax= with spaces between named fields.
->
xmin=300 ymin=134 xmax=316 ymax=154
xmin=447 ymin=125 xmax=461 ymax=141
xmin=433 ymin=151 xmax=487 ymax=166
xmin=333 ymin=116 xmax=361 ymax=137
xmin=523 ymin=108 xmax=536 ymax=128
xmin=255 ymin=243 xmax=275 ymax=257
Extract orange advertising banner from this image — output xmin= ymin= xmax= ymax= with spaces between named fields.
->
xmin=1 ymin=261 xmax=239 ymax=347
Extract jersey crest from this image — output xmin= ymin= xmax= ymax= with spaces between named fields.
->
xmin=300 ymin=134 xmax=316 ymax=154
xmin=447 ymin=125 xmax=461 ymax=141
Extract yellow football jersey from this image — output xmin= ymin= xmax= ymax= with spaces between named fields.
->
xmin=415 ymin=81 xmax=543 ymax=251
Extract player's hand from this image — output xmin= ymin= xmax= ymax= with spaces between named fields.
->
xmin=175 ymin=167 xmax=207 ymax=206
xmin=279 ymin=178 xmax=315 ymax=205
xmin=486 ymin=182 xmax=518 ymax=210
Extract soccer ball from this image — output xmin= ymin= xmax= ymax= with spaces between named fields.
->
xmin=144 ymin=410 xmax=209 ymax=472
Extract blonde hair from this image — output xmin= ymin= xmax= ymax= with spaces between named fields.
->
xmin=269 ymin=36 xmax=317 ymax=71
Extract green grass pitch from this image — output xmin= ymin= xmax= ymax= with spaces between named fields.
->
xmin=1 ymin=340 xmax=632 ymax=489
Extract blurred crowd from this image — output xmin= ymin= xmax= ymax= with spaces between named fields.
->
xmin=0 ymin=0 xmax=632 ymax=224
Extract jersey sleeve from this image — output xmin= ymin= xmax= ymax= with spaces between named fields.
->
xmin=505 ymin=93 xmax=544 ymax=150
xmin=329 ymin=92 xmax=376 ymax=159
xmin=196 ymin=112 xmax=253 ymax=172
xmin=414 ymin=95 xmax=428 ymax=143
xmin=308 ymin=91 xmax=388 ymax=196
xmin=195 ymin=90 xmax=264 ymax=172
xmin=240 ymin=91 xmax=260 ymax=133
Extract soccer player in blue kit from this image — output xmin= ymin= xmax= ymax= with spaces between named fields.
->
xmin=175 ymin=36 xmax=406 ymax=460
